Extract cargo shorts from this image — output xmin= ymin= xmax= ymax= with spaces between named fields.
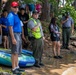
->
xmin=9 ymin=33 xmax=22 ymax=55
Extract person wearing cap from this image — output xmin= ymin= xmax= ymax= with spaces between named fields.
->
xmin=7 ymin=1 xmax=24 ymax=74
xmin=61 ymin=12 xmax=74 ymax=50
xmin=27 ymin=10 xmax=44 ymax=68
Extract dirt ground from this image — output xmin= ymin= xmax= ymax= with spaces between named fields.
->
xmin=24 ymin=25 xmax=76 ymax=75
xmin=23 ymin=36 xmax=76 ymax=75
xmin=2 ymin=39 xmax=76 ymax=75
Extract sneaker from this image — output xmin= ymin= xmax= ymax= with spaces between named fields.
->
xmin=16 ymin=68 xmax=25 ymax=72
xmin=39 ymin=63 xmax=44 ymax=66
xmin=53 ymin=56 xmax=59 ymax=59
xmin=58 ymin=56 xmax=63 ymax=59
xmin=12 ymin=69 xmax=21 ymax=74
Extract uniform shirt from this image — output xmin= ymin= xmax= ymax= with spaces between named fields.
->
xmin=61 ymin=16 xmax=74 ymax=28
xmin=7 ymin=11 xmax=22 ymax=33
xmin=0 ymin=17 xmax=9 ymax=32
xmin=27 ymin=19 xmax=44 ymax=37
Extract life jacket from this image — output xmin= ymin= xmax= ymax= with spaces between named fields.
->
xmin=28 ymin=18 xmax=42 ymax=39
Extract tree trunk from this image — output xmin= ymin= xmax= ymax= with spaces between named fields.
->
xmin=73 ymin=0 xmax=76 ymax=10
xmin=0 ymin=0 xmax=2 ymax=14
xmin=41 ymin=0 xmax=50 ymax=21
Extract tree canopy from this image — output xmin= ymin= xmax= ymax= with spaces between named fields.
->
xmin=1 ymin=0 xmax=76 ymax=25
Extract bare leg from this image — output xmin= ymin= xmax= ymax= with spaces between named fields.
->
xmin=57 ymin=41 xmax=63 ymax=59
xmin=57 ymin=41 xmax=61 ymax=56
xmin=6 ymin=36 xmax=9 ymax=49
xmin=52 ymin=41 xmax=57 ymax=56
xmin=11 ymin=54 xmax=18 ymax=69
xmin=15 ymin=54 xmax=18 ymax=67
xmin=3 ymin=36 xmax=7 ymax=49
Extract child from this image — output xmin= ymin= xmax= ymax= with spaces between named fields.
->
xmin=49 ymin=17 xmax=62 ymax=59
xmin=0 ymin=9 xmax=9 ymax=49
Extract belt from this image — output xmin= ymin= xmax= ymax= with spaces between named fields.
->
xmin=63 ymin=27 xmax=71 ymax=29
xmin=28 ymin=36 xmax=42 ymax=40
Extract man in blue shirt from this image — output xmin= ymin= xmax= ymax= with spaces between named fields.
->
xmin=7 ymin=1 xmax=24 ymax=74
xmin=61 ymin=12 xmax=74 ymax=50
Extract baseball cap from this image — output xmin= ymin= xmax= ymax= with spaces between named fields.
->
xmin=11 ymin=1 xmax=18 ymax=7
xmin=65 ymin=12 xmax=70 ymax=16
xmin=32 ymin=10 xmax=39 ymax=14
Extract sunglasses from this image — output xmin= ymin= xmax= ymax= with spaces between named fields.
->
xmin=13 ymin=6 xmax=18 ymax=8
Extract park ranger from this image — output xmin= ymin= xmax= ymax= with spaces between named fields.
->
xmin=27 ymin=10 xmax=44 ymax=68
xmin=61 ymin=12 xmax=74 ymax=50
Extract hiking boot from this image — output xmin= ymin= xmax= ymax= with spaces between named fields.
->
xmin=39 ymin=63 xmax=44 ymax=66
xmin=65 ymin=47 xmax=70 ymax=50
xmin=34 ymin=64 xmax=41 ymax=68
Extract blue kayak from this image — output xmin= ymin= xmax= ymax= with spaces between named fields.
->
xmin=0 ymin=49 xmax=35 ymax=67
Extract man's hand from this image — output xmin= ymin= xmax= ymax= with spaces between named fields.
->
xmin=66 ymin=18 xmax=69 ymax=21
xmin=72 ymin=29 xmax=74 ymax=34
xmin=12 ymin=38 xmax=17 ymax=45
xmin=38 ymin=23 xmax=41 ymax=26
xmin=1 ymin=25 xmax=7 ymax=28
xmin=43 ymin=37 xmax=45 ymax=40
xmin=58 ymin=32 xmax=61 ymax=34
xmin=43 ymin=37 xmax=48 ymax=42
xmin=23 ymin=21 xmax=28 ymax=24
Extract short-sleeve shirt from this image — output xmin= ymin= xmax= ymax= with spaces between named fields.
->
xmin=27 ymin=19 xmax=44 ymax=37
xmin=18 ymin=12 xmax=29 ymax=36
xmin=0 ymin=17 xmax=9 ymax=32
xmin=50 ymin=24 xmax=60 ymax=37
xmin=61 ymin=16 xmax=74 ymax=28
xmin=7 ymin=11 xmax=22 ymax=33
xmin=18 ymin=13 xmax=29 ymax=22
xmin=18 ymin=12 xmax=29 ymax=27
